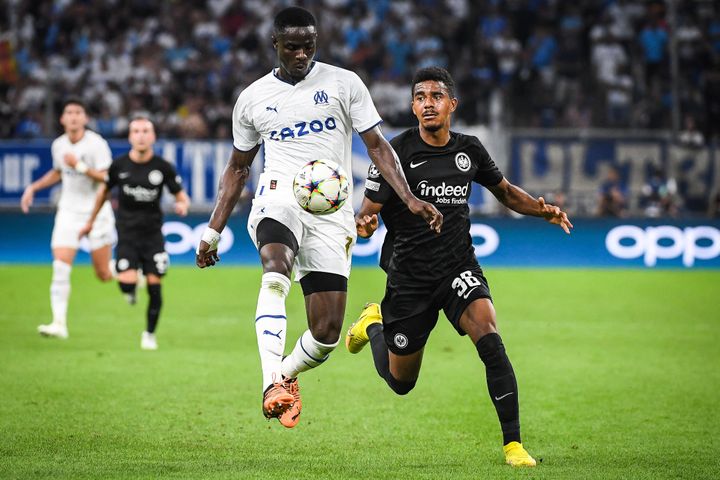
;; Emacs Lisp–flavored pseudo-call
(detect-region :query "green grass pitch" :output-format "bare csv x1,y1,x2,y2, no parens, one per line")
1,265,718,479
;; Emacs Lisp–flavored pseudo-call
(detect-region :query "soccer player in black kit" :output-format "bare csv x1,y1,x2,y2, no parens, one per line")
345,67,572,467
81,118,190,350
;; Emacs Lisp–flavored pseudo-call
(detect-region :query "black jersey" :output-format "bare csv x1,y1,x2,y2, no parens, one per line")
364,128,503,284
106,154,183,233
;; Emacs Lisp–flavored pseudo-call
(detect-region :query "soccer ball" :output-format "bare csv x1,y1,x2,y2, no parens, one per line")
293,159,349,215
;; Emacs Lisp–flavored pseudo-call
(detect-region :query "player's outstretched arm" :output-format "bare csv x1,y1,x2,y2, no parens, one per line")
20,169,62,213
173,190,190,217
360,127,443,233
487,178,573,234
78,183,111,238
196,145,259,268
355,197,383,238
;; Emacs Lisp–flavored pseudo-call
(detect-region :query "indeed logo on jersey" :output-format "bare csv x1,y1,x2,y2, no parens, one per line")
417,180,469,204
269,116,337,141
123,184,159,202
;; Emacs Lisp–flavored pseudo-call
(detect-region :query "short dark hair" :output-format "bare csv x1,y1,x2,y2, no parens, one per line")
129,115,154,126
411,67,456,99
274,7,316,34
61,98,86,112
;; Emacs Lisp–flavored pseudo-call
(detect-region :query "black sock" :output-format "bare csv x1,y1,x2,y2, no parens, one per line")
368,322,416,395
119,282,136,295
147,284,162,333
368,322,389,378
476,333,521,445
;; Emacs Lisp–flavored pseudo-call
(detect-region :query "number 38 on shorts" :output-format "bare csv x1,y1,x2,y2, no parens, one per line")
451,269,485,299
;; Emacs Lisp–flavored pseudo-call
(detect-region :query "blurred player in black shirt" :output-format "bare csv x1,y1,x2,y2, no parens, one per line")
82,118,190,350
345,67,572,467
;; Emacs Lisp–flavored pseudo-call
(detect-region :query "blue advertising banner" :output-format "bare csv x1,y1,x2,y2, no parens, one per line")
0,128,499,213
0,139,242,208
2,212,718,269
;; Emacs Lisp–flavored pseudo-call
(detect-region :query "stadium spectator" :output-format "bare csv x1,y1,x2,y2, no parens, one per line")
597,165,628,217
708,189,720,218
80,117,190,351
605,63,635,127
20,99,116,339
638,15,669,90
1,0,718,136
640,165,679,218
348,66,571,468
195,6,441,430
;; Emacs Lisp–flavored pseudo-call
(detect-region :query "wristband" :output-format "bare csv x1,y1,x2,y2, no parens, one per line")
197,227,221,254
75,161,89,174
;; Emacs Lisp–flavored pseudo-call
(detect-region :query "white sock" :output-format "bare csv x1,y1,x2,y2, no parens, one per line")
281,330,339,379
255,272,291,392
108,259,118,279
50,260,72,327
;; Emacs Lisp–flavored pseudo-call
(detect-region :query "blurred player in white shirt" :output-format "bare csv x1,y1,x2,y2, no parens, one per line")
195,7,442,429
21,99,115,339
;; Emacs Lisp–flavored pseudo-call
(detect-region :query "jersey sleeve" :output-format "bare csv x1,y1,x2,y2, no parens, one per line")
162,160,183,194
472,139,504,187
93,136,113,171
347,71,382,133
363,161,394,205
365,134,404,204
106,157,119,189
232,89,261,151
51,140,62,171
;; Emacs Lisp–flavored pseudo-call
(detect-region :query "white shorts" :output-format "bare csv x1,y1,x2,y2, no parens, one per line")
247,174,356,281
51,206,115,251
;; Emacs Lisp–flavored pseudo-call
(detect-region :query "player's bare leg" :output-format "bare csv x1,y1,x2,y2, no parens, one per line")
459,299,536,467
90,244,113,282
280,286,345,428
38,247,77,339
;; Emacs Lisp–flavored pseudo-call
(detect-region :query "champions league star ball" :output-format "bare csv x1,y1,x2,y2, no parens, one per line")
293,159,349,215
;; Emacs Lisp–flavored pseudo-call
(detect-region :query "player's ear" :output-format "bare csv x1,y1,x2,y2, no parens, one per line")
450,97,458,113
271,34,278,50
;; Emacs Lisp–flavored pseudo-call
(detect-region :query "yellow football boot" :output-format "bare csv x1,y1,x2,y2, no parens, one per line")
345,303,382,354
503,442,537,467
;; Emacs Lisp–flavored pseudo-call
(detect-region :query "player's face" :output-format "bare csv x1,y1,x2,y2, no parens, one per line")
411,81,457,132
272,26,317,80
128,120,156,151
60,104,88,132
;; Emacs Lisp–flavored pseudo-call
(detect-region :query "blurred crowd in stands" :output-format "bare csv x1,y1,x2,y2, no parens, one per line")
1,0,718,217
1,0,720,142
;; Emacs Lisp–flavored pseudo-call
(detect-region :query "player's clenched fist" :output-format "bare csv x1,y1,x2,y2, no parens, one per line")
196,241,219,268
356,214,379,238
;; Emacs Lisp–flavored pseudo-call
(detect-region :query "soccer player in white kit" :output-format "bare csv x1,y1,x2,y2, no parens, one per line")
196,7,442,428
20,99,115,339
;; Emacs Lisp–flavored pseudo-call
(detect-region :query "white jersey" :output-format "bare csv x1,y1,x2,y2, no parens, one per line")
51,130,113,217
232,61,381,212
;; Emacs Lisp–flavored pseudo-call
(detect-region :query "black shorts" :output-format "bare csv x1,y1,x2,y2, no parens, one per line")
381,263,492,355
115,229,169,277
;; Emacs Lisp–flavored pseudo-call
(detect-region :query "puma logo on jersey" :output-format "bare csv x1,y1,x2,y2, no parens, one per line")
269,116,337,141
266,106,278,113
